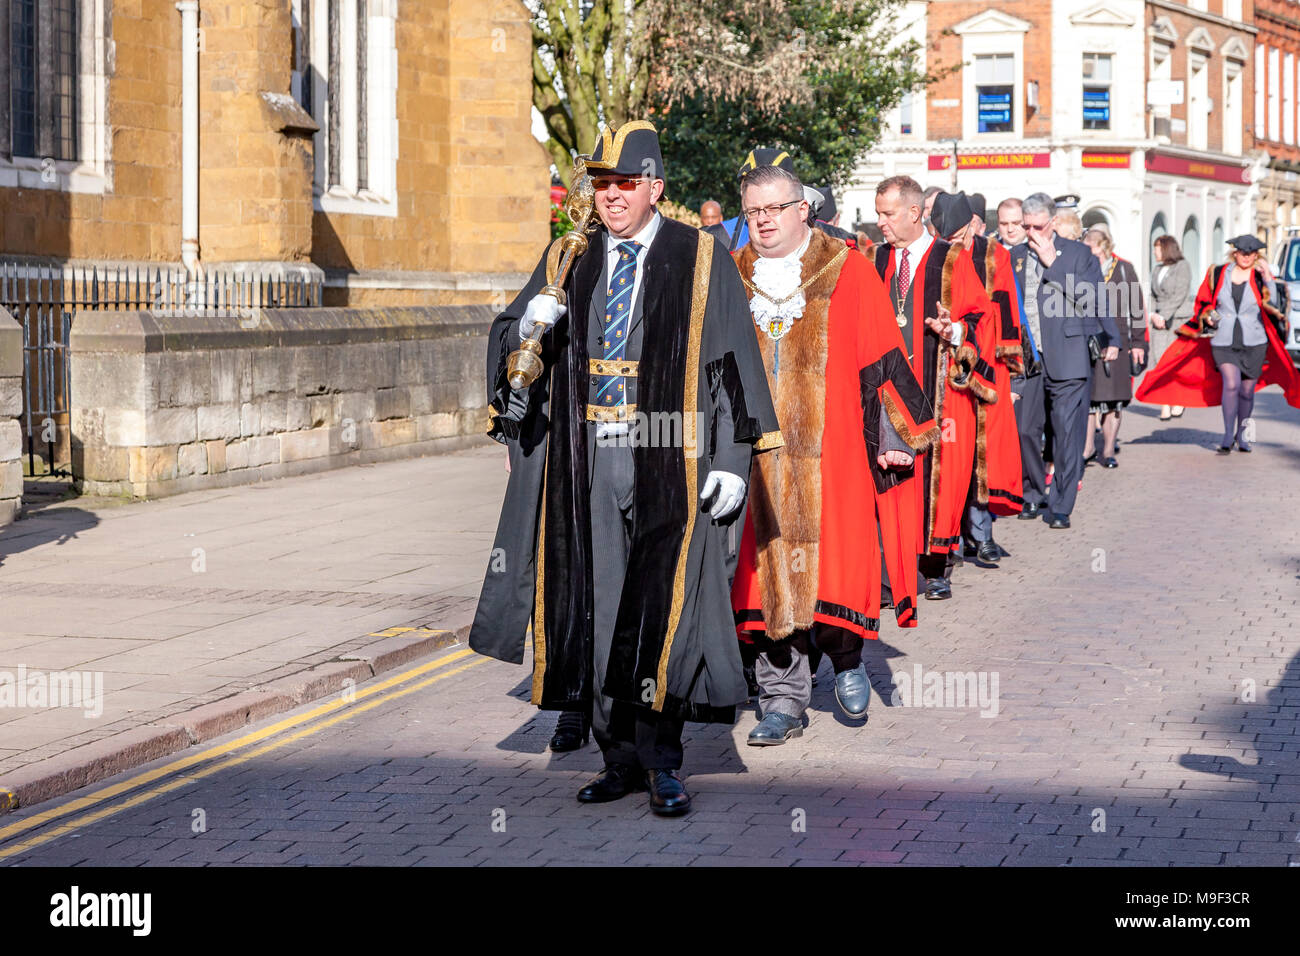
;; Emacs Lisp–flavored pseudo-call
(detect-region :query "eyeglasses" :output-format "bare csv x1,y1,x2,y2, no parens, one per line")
742,199,803,221
591,177,645,192
1024,220,1053,232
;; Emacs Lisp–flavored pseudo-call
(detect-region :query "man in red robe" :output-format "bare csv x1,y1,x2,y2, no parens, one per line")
929,192,1025,568
873,176,997,600
731,165,939,745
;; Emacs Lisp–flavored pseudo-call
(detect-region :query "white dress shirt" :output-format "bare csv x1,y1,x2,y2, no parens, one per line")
604,211,662,313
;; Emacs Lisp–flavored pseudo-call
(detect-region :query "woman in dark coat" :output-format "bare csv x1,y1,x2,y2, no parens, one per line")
1147,235,1193,420
1082,226,1145,468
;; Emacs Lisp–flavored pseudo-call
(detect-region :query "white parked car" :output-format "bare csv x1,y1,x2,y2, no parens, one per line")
1273,232,1300,365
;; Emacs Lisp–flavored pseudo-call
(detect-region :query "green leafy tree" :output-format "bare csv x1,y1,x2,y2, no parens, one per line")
530,0,932,189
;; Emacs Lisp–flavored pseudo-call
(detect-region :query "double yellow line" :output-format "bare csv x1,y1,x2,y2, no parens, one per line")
0,648,485,860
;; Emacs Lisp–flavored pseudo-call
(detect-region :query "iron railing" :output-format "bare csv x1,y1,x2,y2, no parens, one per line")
0,260,323,479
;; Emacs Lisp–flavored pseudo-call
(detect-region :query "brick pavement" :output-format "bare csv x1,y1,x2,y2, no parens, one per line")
1,393,1298,865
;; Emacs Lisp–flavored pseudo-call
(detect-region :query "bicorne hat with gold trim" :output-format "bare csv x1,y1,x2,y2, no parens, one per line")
587,121,665,182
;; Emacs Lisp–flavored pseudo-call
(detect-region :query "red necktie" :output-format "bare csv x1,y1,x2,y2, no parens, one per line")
898,248,911,299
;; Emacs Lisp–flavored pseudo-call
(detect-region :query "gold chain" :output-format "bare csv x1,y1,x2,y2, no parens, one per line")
741,244,849,306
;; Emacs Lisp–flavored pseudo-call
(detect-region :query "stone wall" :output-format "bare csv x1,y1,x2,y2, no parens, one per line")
0,309,21,523
69,306,495,499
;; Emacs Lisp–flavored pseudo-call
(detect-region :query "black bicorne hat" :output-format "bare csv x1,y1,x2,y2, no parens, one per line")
969,192,987,222
1227,234,1265,253
587,121,665,181
737,147,796,181
931,191,974,240
815,185,837,222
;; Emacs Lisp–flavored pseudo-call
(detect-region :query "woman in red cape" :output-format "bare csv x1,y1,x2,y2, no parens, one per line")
1135,235,1300,451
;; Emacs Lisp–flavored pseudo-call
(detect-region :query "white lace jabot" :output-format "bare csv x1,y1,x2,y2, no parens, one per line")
749,229,812,340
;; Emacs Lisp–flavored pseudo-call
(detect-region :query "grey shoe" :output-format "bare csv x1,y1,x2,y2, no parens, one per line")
834,664,871,719
747,712,804,746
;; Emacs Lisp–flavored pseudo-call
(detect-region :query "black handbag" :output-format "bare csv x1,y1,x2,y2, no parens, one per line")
1087,333,1102,364
1129,350,1147,376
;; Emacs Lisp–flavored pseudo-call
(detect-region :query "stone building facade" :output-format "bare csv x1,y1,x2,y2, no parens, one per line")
0,0,550,305
1253,0,1300,255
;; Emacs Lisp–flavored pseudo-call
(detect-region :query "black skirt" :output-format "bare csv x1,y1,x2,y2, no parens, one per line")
1212,322,1268,380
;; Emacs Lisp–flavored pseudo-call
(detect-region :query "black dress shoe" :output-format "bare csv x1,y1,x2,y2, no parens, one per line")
923,577,952,600
549,710,591,752
1017,502,1042,520
1048,514,1071,530
1102,457,1118,469
975,540,1001,564
1215,445,1232,455
646,769,691,815
576,764,646,803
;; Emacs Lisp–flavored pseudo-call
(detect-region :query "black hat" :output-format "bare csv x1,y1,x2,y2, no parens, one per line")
931,191,974,239
815,185,837,222
587,121,665,181
969,192,987,222
1054,194,1081,210
737,147,796,181
1227,235,1265,253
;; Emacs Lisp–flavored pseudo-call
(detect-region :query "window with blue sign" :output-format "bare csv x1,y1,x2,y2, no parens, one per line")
975,54,1015,133
1083,53,1112,130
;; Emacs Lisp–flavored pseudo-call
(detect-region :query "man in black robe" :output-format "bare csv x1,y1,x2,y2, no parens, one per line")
469,122,780,816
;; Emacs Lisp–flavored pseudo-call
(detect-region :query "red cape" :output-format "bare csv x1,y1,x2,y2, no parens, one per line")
877,240,995,553
732,231,939,638
969,236,1024,516
1135,264,1300,408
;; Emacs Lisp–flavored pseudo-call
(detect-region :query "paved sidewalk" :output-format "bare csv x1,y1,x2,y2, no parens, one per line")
0,440,506,779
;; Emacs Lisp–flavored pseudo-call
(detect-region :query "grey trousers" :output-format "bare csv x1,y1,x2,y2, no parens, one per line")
588,433,684,770
756,641,812,719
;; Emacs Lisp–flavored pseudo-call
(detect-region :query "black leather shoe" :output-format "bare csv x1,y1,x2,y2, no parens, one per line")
1215,445,1231,455
549,711,591,752
1102,456,1118,469
646,770,691,815
975,540,1001,565
1017,502,1043,520
576,764,646,803
1048,513,1071,530
923,577,952,600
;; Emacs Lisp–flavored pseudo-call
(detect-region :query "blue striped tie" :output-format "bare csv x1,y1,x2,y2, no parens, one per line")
595,240,641,411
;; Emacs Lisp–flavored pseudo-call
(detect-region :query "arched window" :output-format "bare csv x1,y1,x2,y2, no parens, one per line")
1082,208,1110,230
1182,215,1201,279
1212,218,1224,262
1149,212,1168,273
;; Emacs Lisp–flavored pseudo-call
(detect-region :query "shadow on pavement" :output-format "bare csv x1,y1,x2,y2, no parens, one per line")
0,505,99,568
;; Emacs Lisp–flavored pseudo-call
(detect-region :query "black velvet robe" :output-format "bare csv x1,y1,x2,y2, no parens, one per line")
469,217,781,723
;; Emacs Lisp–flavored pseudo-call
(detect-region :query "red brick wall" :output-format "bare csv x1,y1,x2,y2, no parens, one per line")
1256,0,1300,163
927,2,1052,140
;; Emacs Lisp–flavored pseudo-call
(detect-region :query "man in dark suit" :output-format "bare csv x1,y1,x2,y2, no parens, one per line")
1010,193,1120,529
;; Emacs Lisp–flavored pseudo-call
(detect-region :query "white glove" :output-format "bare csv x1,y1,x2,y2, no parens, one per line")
700,470,746,520
519,293,566,340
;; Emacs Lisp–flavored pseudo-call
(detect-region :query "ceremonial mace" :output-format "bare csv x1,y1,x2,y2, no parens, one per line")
506,157,598,389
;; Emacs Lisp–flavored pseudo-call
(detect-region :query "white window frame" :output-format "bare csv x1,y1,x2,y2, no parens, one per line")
1269,46,1281,142
1223,58,1244,156
1255,44,1265,138
1082,52,1113,131
1286,52,1295,145
0,0,109,194
1188,51,1210,151
954,12,1031,141
312,0,399,218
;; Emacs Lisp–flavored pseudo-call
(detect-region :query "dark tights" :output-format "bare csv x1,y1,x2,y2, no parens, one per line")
1219,362,1255,447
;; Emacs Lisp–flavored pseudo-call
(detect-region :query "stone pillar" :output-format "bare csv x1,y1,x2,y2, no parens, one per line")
0,308,23,524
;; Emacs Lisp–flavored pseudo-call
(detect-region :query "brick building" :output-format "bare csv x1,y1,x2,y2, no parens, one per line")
1253,0,1300,253
0,0,549,306
840,0,1258,282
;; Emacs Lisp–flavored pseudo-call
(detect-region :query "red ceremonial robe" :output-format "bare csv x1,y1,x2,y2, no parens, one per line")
1136,263,1300,409
968,235,1024,515
731,228,940,640
873,240,996,555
